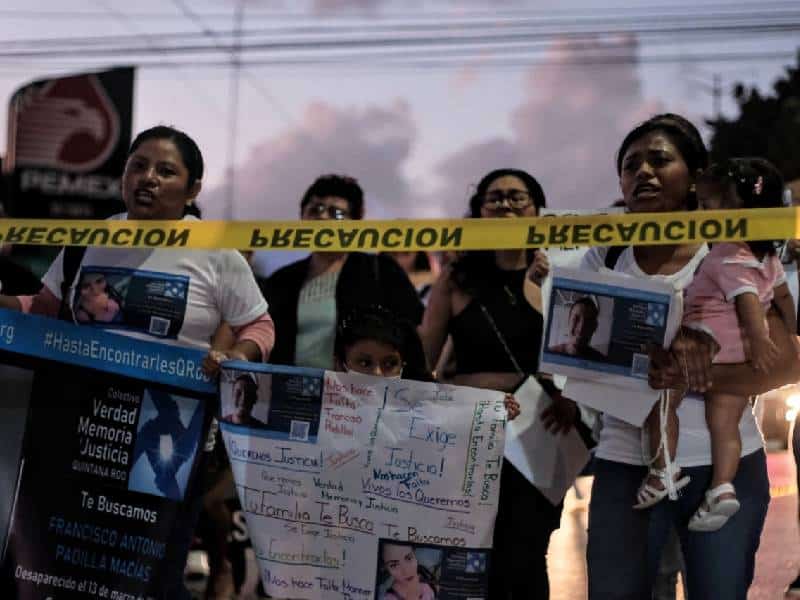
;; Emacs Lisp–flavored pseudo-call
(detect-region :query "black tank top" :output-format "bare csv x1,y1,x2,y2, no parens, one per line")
449,267,544,375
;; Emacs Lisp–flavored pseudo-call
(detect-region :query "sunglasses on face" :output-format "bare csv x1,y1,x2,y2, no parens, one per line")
305,203,350,220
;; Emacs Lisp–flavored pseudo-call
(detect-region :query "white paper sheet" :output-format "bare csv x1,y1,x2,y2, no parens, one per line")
504,377,591,505
535,424,592,506
564,377,660,427
504,377,558,488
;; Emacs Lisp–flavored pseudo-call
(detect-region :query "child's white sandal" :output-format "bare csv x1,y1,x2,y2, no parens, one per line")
633,465,690,510
688,482,740,532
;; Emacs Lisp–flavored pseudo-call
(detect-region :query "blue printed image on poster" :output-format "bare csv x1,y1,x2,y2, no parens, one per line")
129,388,204,500
219,363,322,444
540,268,679,386
72,266,188,339
374,540,490,600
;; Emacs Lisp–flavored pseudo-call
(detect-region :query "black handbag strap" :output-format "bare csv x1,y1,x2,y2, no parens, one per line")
479,303,525,377
604,245,627,270
58,246,86,322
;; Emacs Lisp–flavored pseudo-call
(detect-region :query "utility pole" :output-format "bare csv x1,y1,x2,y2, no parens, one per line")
687,70,723,122
712,73,722,121
225,1,244,221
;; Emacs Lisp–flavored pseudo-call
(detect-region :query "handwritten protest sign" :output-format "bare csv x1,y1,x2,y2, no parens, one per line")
0,308,215,599
218,363,507,600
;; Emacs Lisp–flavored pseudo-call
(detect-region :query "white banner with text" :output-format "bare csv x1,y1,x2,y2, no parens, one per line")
218,363,507,600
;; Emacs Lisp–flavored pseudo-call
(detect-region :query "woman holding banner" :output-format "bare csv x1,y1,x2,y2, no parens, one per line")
421,168,572,599
0,125,273,600
581,113,799,599
0,125,273,366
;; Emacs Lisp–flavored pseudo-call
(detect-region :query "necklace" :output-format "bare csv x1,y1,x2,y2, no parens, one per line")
503,284,517,306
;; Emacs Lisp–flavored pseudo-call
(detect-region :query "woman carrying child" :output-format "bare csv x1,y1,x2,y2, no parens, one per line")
637,158,800,533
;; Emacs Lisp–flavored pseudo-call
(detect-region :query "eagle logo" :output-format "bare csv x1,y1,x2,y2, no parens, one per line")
8,74,120,173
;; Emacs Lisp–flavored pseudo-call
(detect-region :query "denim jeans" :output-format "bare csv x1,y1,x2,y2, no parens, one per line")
587,450,769,600
652,527,685,600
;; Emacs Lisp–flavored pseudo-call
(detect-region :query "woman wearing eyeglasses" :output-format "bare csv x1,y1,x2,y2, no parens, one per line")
260,174,423,370
421,168,576,599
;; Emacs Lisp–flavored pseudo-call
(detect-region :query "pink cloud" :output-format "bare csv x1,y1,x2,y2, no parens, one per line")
204,35,664,225
435,35,664,215
201,100,416,220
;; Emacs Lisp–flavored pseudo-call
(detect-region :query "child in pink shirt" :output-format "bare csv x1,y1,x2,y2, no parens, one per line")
635,158,799,531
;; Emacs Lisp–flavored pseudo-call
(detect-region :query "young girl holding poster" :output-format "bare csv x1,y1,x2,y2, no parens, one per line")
333,303,520,420
636,158,800,531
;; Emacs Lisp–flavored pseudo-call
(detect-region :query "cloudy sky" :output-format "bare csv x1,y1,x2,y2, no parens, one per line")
0,0,797,237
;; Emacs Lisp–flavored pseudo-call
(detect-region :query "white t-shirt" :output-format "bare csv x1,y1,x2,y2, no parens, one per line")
580,245,763,467
41,214,267,351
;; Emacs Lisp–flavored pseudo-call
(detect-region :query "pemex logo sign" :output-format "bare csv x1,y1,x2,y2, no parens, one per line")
8,74,121,173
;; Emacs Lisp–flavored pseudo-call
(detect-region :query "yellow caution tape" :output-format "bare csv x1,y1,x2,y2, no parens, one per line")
0,207,797,251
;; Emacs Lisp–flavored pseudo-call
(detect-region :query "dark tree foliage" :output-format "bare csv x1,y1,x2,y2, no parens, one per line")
708,50,800,182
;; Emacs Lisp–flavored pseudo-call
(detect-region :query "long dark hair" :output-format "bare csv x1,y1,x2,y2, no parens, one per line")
452,168,546,297
379,543,439,594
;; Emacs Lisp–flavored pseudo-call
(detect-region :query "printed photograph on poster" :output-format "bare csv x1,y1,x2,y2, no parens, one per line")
219,365,323,443
374,540,490,600
547,293,612,361
129,389,204,501
540,266,680,390
220,372,271,428
71,266,189,339
376,541,441,600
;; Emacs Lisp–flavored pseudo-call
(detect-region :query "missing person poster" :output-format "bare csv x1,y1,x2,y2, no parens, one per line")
218,363,507,600
540,267,681,393
70,266,189,339
0,308,215,599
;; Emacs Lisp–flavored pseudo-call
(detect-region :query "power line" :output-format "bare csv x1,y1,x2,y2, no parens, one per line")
169,0,244,218
1,1,799,20
168,0,349,190
2,11,800,54
0,48,793,73
0,31,788,62
88,0,226,120
0,30,796,65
